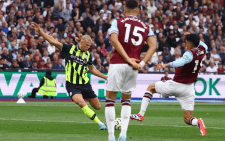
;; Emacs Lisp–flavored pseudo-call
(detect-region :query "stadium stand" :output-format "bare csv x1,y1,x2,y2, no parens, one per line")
0,0,224,75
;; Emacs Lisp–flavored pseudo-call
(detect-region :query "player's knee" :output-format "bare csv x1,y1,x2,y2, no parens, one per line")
147,83,156,93
94,104,101,110
75,100,86,107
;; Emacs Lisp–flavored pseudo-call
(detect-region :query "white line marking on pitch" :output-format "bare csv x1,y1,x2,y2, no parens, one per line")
133,124,225,130
0,118,94,124
0,118,224,130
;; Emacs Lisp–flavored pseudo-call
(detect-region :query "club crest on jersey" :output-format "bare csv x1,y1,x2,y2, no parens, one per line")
183,55,188,60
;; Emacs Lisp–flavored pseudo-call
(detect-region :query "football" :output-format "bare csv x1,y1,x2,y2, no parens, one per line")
114,118,121,130
17,91,25,99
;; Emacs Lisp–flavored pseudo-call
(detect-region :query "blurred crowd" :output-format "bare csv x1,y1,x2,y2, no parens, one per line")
0,0,224,75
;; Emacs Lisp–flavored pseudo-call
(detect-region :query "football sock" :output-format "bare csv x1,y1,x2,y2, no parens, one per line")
139,91,153,116
105,98,115,140
120,99,131,137
98,121,104,126
81,105,101,124
190,117,198,126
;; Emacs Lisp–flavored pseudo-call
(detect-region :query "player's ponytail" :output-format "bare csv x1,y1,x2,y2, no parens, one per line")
75,34,83,42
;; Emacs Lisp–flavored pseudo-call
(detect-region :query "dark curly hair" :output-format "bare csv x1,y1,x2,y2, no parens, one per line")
186,34,200,47
125,0,139,9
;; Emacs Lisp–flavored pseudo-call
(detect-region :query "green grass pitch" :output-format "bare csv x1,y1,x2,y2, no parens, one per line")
0,102,224,141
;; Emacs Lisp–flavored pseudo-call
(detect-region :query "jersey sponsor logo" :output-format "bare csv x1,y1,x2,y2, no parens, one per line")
70,55,87,65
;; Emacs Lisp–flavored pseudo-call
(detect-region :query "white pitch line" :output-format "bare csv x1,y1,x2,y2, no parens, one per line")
132,124,225,130
0,118,94,124
0,118,224,130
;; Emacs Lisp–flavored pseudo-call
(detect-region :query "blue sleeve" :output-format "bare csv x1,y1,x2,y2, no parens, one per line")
198,41,208,53
148,26,154,36
109,20,119,34
169,51,193,68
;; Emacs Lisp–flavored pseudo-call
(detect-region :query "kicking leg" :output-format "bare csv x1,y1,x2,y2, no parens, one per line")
105,91,117,141
88,97,101,110
130,83,155,121
87,97,107,130
72,94,104,129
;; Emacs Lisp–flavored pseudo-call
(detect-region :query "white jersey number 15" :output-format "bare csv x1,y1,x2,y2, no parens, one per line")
124,23,145,46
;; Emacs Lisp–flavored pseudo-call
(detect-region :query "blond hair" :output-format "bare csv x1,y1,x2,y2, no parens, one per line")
75,34,91,42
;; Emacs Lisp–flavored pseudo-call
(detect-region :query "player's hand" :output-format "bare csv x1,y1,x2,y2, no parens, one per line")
31,22,41,33
104,75,107,80
128,58,140,70
155,63,166,70
137,63,143,70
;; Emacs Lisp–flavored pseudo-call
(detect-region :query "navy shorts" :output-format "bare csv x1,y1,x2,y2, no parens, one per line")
66,81,97,100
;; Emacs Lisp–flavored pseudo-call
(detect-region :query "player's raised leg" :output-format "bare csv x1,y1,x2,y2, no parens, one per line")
87,97,107,130
72,94,105,130
130,83,155,121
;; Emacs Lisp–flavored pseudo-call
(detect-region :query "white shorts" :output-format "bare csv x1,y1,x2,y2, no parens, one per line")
155,80,195,111
106,64,138,94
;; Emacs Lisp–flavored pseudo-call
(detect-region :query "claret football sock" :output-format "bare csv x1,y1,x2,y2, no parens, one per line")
82,105,101,124
139,91,153,116
120,99,131,137
105,98,116,140
190,117,198,126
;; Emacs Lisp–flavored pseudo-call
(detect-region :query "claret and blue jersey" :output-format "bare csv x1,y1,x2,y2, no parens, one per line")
109,16,154,64
170,41,208,84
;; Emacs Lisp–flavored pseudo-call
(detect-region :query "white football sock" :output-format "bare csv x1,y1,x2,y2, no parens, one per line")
139,91,153,116
98,121,104,126
120,105,131,137
105,98,115,140
120,99,131,137
191,118,198,126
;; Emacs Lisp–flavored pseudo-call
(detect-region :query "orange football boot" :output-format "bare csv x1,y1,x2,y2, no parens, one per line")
198,118,207,136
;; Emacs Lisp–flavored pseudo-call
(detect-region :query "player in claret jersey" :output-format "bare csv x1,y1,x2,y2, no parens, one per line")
105,0,157,140
131,33,207,136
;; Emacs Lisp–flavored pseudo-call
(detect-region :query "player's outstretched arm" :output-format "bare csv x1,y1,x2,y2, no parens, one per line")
31,22,62,50
141,36,157,67
156,51,194,70
169,51,193,68
111,33,139,69
88,65,107,80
